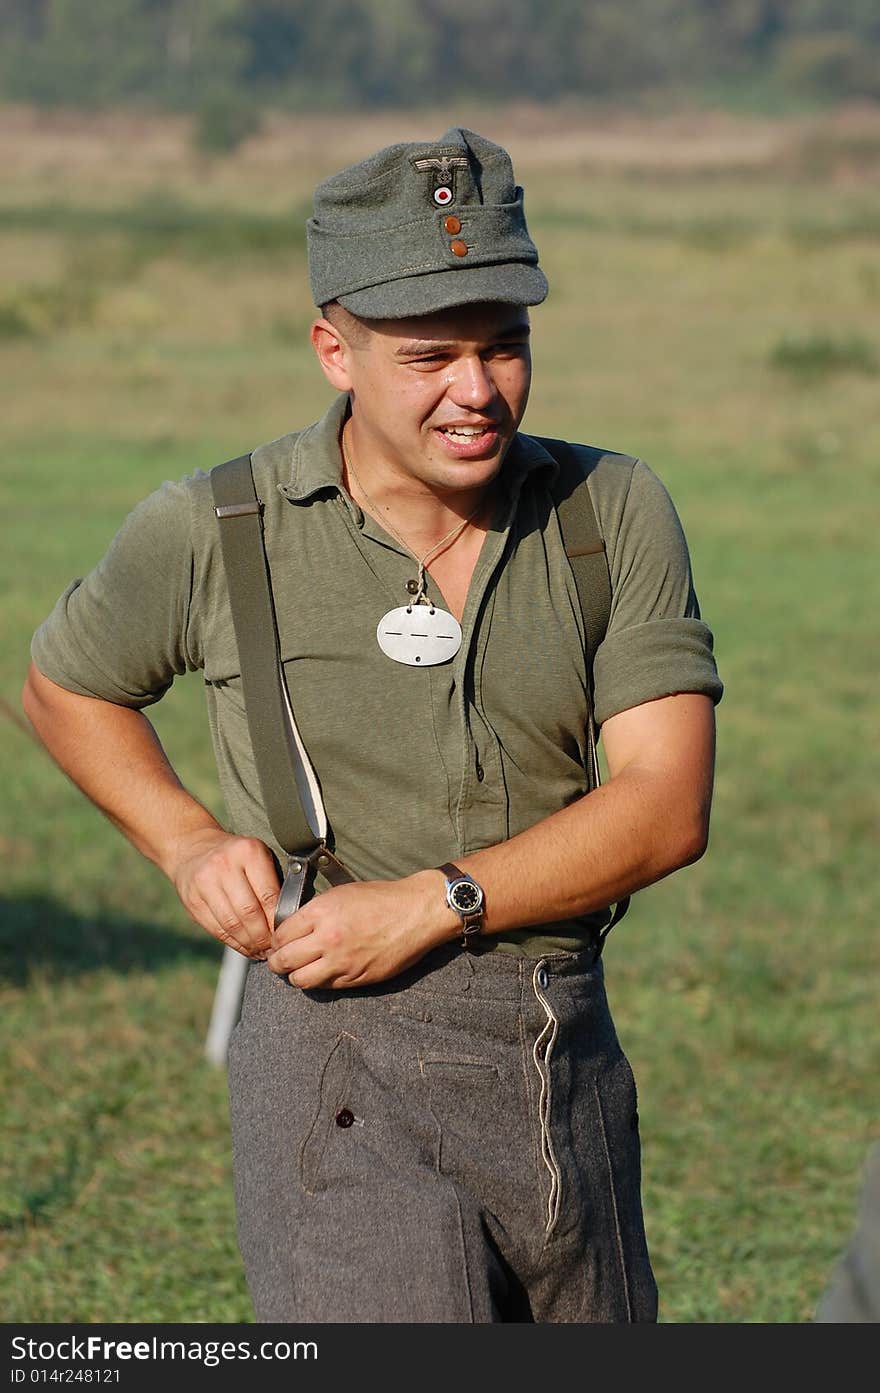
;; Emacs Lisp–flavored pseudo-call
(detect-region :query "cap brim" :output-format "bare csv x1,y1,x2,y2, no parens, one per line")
336,263,548,320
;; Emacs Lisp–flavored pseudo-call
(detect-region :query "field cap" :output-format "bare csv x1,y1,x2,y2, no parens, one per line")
307,126,548,319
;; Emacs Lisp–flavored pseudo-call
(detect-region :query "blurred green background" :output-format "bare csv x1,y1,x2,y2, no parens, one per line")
1,0,878,1324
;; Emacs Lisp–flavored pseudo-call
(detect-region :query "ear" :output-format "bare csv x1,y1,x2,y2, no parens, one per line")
310,316,355,391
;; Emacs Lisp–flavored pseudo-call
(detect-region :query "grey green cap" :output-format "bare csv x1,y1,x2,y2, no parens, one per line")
307,126,548,319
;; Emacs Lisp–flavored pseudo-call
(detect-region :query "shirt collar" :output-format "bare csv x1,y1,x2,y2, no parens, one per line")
274,392,559,506
503,430,561,489
275,393,350,504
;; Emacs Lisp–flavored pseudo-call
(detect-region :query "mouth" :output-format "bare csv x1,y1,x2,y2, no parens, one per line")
434,422,501,456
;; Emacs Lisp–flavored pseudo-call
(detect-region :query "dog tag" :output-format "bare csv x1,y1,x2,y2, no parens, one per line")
377,605,462,666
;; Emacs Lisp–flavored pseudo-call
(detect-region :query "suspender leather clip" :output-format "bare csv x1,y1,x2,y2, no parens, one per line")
274,843,357,930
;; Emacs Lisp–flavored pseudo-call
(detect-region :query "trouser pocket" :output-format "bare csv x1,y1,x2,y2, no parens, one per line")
420,1057,503,1184
300,1031,361,1194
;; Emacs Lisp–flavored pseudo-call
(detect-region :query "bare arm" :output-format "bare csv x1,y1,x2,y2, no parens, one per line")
21,663,278,957
268,691,716,987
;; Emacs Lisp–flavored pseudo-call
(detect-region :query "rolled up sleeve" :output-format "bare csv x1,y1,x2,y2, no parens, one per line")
592,458,723,725
593,617,721,725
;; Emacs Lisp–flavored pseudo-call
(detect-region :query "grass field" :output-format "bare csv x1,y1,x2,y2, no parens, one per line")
1,102,878,1324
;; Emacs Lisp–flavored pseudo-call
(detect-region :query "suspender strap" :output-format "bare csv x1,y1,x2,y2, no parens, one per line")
210,454,322,861
540,436,611,681
540,436,630,940
541,435,609,793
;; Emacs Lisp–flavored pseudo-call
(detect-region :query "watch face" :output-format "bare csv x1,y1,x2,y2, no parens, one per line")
450,879,482,913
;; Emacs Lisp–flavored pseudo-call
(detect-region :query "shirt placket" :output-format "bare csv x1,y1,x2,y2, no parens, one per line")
338,475,525,862
448,502,519,857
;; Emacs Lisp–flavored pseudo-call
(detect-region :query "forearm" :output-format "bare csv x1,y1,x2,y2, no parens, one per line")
269,694,716,989
21,664,221,874
438,693,715,939
23,664,280,958
426,763,709,939
269,757,711,988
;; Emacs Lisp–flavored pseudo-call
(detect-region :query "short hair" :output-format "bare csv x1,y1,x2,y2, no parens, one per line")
321,300,370,347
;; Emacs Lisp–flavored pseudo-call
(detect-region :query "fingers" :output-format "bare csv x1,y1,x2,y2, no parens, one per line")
276,942,325,987
266,904,368,988
264,879,430,991
213,874,274,958
175,833,280,958
271,908,320,945
288,959,344,991
187,888,267,959
266,910,322,976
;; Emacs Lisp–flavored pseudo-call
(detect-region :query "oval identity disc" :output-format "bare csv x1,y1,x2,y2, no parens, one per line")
376,605,462,666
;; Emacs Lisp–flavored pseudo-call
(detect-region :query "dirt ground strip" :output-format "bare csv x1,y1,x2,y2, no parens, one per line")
1,100,879,188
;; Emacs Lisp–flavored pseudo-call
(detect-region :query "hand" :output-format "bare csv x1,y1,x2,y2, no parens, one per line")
166,827,280,959
266,872,457,989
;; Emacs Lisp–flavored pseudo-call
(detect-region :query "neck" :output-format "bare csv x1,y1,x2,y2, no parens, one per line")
340,419,496,553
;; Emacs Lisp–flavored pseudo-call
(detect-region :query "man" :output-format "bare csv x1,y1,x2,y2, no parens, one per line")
22,127,722,1323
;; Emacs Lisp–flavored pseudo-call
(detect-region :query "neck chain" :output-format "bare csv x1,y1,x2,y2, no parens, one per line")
342,434,483,608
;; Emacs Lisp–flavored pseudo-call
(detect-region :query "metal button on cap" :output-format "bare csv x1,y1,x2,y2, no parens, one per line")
444,215,462,235
537,967,549,991
335,1108,355,1128
450,239,468,257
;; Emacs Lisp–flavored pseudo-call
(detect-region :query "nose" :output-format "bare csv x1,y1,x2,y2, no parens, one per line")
446,354,496,410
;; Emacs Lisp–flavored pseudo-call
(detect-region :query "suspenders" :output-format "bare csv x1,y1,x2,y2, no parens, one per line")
210,437,629,939
541,435,631,938
211,455,355,929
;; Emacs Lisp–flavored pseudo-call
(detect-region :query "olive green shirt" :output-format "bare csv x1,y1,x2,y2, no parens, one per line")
32,393,722,954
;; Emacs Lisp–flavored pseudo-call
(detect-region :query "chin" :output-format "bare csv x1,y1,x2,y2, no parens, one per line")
434,453,503,487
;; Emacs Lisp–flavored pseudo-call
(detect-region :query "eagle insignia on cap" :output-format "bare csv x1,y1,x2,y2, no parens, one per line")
413,154,468,208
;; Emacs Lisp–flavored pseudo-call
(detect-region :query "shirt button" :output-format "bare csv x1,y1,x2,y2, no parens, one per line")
475,763,485,782
536,966,549,991
444,215,462,235
405,578,420,594
450,239,468,257
335,1108,354,1128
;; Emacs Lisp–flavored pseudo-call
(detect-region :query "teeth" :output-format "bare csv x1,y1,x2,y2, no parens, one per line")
442,426,486,437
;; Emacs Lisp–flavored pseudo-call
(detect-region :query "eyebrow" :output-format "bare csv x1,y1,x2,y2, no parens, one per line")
394,324,531,357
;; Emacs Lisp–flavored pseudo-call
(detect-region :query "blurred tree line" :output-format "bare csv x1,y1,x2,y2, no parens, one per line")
1,0,878,130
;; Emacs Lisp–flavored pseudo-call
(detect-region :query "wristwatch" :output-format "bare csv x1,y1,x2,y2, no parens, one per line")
439,861,485,948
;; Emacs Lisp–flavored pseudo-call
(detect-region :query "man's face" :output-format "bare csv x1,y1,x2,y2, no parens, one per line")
316,301,532,497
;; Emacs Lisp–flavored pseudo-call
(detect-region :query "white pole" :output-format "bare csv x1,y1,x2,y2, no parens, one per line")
204,945,250,1066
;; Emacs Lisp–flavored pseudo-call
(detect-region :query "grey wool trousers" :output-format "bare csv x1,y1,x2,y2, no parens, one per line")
227,942,658,1323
